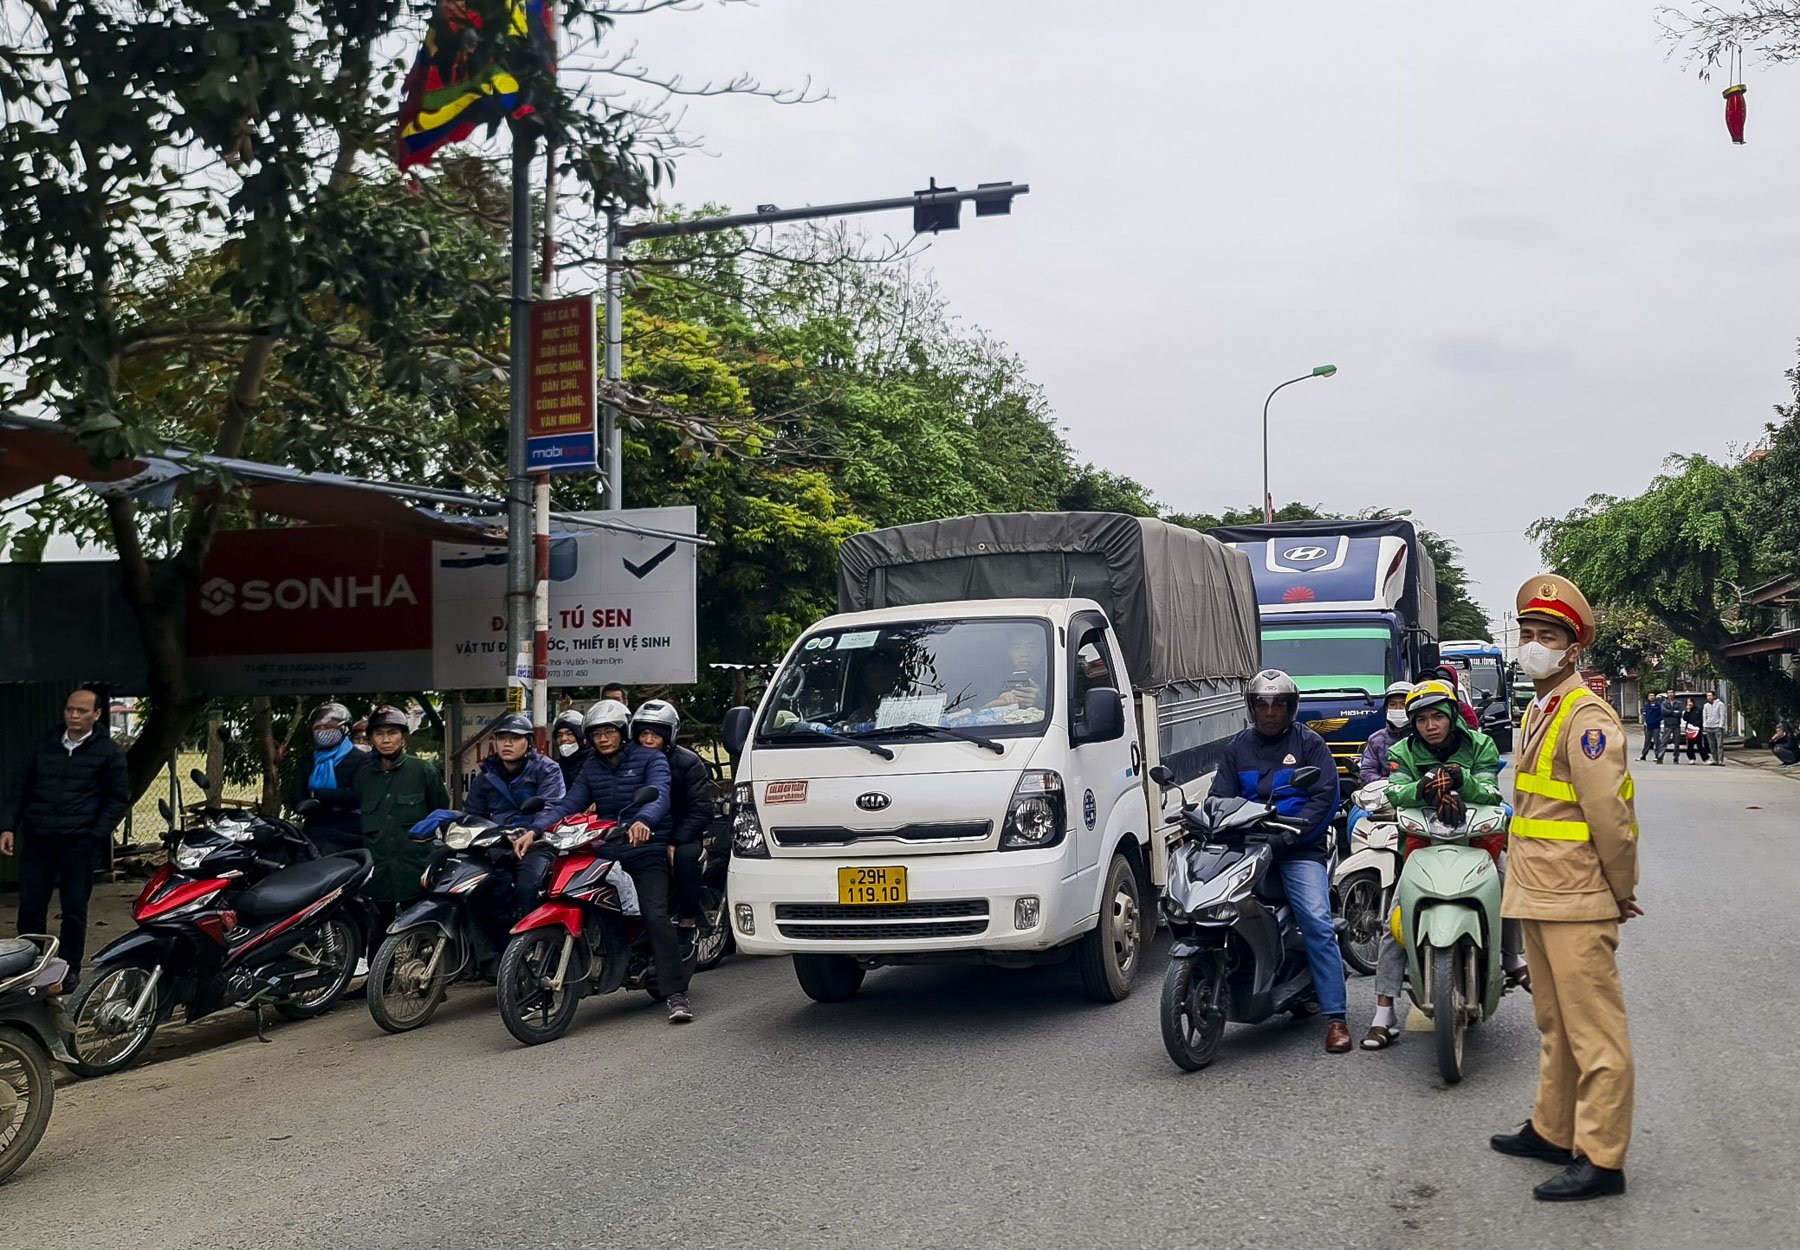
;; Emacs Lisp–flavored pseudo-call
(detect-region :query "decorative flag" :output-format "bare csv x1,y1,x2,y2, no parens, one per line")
397,0,556,169
1724,84,1748,145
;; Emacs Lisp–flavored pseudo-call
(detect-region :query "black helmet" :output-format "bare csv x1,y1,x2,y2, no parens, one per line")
630,699,681,747
491,712,534,739
1244,669,1299,716
366,706,409,734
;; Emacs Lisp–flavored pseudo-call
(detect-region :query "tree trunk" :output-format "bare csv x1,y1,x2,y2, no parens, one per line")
253,696,282,814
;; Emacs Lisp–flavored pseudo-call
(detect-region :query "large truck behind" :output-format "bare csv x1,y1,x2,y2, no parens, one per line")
1211,518,1440,779
722,512,1260,1005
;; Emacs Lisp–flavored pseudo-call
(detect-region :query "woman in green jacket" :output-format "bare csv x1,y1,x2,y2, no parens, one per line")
354,706,450,913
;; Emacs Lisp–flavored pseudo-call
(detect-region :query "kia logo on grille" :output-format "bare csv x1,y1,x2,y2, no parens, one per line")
1282,545,1329,561
855,792,892,812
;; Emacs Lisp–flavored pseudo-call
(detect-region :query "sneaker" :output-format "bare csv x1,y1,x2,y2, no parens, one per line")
667,993,694,1024
354,957,370,979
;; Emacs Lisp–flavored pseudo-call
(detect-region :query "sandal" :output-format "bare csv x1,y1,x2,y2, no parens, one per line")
1361,1025,1400,1050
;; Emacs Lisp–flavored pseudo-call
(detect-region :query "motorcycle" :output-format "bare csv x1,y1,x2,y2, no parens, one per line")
496,787,696,1046
0,934,72,1184
1332,779,1403,976
1391,800,1511,1084
366,798,545,1033
1152,764,1327,1072
64,778,376,1078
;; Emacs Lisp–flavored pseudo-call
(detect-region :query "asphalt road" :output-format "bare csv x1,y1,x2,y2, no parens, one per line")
6,754,1797,1249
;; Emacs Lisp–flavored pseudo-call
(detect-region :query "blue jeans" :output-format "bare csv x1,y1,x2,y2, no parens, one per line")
1275,855,1347,1018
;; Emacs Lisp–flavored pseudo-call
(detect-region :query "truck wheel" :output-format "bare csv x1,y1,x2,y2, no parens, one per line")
793,954,864,1003
1078,852,1143,1003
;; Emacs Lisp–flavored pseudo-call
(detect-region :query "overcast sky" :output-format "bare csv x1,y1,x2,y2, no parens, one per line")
613,0,1799,640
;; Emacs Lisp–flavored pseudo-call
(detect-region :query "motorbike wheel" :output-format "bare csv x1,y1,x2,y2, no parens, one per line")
1077,852,1144,1003
1431,943,1467,1085
498,929,582,1046
1337,871,1384,977
1160,955,1226,1072
367,927,452,1034
793,954,864,1003
273,917,360,1021
64,958,163,1079
693,886,734,973
0,1025,54,1184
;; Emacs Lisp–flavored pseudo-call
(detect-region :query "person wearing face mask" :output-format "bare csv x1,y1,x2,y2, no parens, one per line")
1357,682,1417,785
288,702,370,857
350,720,372,753
1488,575,1639,1203
551,708,590,786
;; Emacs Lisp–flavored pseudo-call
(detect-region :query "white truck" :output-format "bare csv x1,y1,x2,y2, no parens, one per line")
721,512,1261,1004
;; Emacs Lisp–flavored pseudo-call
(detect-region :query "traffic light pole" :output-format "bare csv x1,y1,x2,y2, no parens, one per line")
598,180,1028,508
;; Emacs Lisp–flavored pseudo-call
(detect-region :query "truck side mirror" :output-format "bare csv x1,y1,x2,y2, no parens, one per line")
1074,687,1124,745
722,706,753,759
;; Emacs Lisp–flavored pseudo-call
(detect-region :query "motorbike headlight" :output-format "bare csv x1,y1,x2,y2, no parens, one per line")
215,818,256,844
444,825,479,851
731,784,768,858
173,842,208,871
1000,771,1065,851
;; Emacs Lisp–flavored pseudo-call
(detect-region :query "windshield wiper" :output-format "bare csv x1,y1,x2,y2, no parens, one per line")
761,726,894,760
849,722,1005,754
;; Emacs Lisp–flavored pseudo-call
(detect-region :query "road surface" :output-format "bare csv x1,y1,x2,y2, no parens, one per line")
6,757,1796,1249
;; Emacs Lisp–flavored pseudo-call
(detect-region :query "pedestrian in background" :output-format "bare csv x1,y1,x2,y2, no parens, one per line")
354,706,450,936
1638,693,1661,763
1702,692,1727,766
1771,722,1799,767
288,702,368,855
601,682,628,707
1680,697,1704,763
1656,692,1679,763
1,686,129,991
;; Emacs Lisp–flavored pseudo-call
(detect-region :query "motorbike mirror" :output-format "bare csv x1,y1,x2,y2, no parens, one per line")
1148,764,1175,790
294,798,321,817
157,797,172,822
630,785,659,807
520,796,546,815
190,768,212,793
1290,766,1323,789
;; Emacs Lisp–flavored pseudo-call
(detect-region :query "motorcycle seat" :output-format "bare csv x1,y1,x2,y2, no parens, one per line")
236,852,370,919
0,937,38,979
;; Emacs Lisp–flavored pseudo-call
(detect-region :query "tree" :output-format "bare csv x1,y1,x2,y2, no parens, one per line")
1528,455,1800,727
1658,3,1800,72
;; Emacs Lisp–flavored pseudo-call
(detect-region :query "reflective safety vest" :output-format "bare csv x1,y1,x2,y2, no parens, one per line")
1512,688,1636,842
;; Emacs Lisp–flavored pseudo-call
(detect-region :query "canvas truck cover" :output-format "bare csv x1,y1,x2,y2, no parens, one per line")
1210,517,1440,639
835,512,1261,691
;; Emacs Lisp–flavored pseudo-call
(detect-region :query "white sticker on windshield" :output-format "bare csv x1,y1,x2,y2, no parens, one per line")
836,630,880,650
876,694,947,729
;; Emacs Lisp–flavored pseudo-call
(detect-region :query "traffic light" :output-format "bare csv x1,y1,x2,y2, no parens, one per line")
913,178,960,234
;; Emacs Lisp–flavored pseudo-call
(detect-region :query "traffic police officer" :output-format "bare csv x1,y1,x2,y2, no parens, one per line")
1489,574,1639,1201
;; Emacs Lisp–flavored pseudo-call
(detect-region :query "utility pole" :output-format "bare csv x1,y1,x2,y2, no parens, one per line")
503,124,537,715
598,179,1029,509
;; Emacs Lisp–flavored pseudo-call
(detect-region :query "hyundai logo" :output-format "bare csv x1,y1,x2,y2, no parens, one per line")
855,792,892,812
1282,545,1329,562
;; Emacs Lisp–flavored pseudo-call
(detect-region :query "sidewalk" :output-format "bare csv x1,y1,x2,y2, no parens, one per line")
1627,729,1800,781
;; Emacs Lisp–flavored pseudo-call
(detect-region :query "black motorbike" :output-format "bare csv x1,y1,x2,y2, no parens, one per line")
63,777,376,1078
366,799,545,1033
0,935,71,1184
1153,764,1326,1071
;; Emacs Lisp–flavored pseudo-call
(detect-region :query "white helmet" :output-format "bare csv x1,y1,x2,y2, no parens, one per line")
553,709,587,738
1245,669,1299,716
310,702,352,729
582,699,631,740
1383,681,1415,702
630,699,681,747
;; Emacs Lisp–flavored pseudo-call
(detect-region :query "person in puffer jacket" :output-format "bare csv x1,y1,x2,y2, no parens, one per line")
544,699,692,1022
1356,682,1416,785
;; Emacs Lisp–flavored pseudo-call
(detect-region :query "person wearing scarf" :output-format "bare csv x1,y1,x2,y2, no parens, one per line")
287,702,369,856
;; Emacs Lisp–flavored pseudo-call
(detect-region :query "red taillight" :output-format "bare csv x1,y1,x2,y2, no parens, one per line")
195,910,239,946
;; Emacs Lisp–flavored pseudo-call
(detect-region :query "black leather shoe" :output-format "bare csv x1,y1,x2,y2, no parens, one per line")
1490,1121,1576,1166
1534,1160,1626,1201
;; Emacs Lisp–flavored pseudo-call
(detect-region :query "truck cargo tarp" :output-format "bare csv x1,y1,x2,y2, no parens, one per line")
837,512,1260,690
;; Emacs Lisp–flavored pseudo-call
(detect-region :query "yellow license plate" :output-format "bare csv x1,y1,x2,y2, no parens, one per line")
837,865,908,905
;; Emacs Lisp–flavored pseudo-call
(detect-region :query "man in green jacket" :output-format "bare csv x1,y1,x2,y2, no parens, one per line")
354,706,450,921
1361,680,1521,1049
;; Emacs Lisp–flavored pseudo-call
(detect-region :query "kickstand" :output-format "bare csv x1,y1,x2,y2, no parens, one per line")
254,1002,273,1043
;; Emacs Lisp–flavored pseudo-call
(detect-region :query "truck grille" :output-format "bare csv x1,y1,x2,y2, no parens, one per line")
774,899,990,942
769,821,991,848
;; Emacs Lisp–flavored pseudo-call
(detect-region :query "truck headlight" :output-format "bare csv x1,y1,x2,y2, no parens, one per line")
1000,770,1065,851
731,784,768,858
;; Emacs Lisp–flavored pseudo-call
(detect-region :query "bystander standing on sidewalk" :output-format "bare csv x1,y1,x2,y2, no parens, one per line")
1656,693,1680,763
1702,692,1727,766
1639,692,1661,763
0,686,129,991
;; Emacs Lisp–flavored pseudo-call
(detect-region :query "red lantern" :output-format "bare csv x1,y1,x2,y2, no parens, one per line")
1724,84,1748,145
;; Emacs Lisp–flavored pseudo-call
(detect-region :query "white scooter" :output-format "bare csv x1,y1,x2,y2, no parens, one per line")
1332,779,1402,976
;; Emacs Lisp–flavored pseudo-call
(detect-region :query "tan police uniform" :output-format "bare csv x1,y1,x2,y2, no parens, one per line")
1503,575,1638,1171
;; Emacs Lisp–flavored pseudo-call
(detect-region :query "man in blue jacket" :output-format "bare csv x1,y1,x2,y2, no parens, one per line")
547,699,690,1022
1638,693,1661,763
1209,669,1349,1053
465,713,565,956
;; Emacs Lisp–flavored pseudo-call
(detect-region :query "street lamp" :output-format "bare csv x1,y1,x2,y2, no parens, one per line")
1262,364,1338,522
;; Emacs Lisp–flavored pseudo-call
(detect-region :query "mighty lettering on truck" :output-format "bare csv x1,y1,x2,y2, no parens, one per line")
721,512,1260,1006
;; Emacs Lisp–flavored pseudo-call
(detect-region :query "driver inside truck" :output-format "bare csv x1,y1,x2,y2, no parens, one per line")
983,631,1047,713
839,648,908,729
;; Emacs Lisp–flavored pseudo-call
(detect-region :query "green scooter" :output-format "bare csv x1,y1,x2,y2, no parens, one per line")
1392,801,1510,1084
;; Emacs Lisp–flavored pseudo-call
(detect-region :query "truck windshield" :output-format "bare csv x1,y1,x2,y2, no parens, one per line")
1446,655,1504,702
1259,625,1392,695
758,618,1055,745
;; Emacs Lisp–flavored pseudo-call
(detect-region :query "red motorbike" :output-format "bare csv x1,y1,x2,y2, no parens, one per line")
495,788,694,1045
